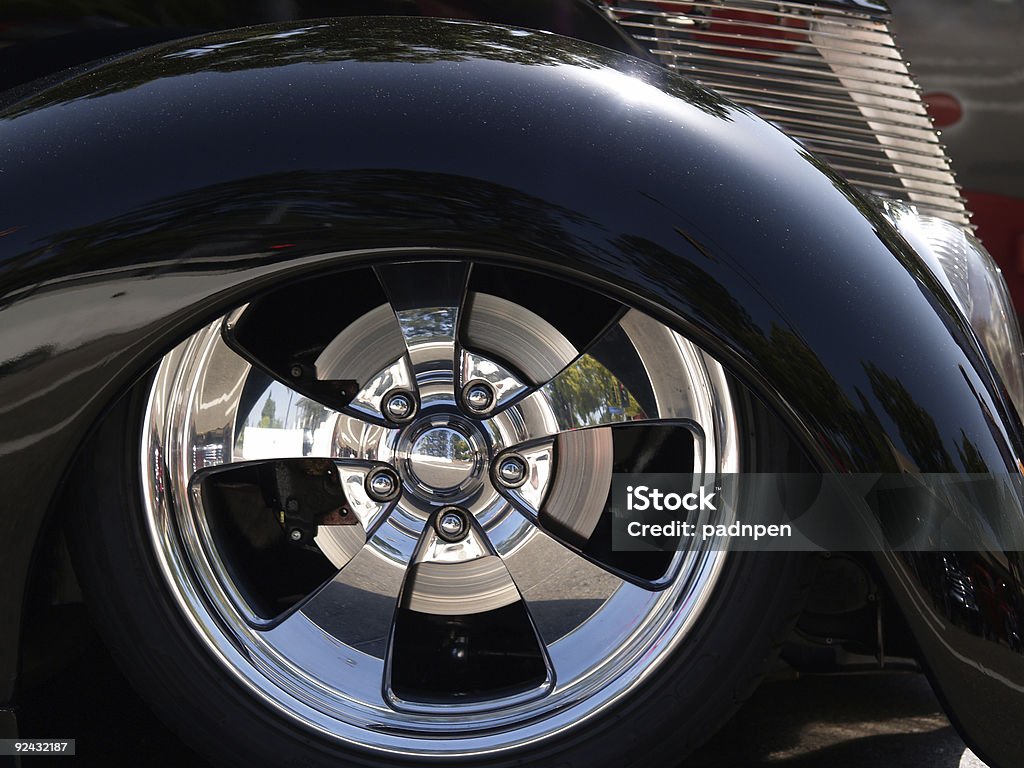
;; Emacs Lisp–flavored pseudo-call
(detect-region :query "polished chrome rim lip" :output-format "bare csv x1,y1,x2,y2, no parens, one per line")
139,258,739,757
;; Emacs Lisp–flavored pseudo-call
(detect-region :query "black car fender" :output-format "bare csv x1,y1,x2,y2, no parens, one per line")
0,17,1020,767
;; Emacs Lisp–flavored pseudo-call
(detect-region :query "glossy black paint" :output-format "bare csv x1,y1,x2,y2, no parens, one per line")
0,16,1017,766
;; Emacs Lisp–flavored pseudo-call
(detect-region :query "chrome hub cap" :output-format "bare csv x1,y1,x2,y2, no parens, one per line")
400,416,487,501
141,259,738,758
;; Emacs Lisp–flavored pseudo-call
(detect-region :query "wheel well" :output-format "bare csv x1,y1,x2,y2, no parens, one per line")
15,384,138,703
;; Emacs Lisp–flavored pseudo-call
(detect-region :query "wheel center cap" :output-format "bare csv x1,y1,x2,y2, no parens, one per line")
408,426,476,490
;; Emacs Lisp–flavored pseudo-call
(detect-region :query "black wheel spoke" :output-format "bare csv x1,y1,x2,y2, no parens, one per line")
189,457,398,624
294,518,410,658
386,510,551,706
314,303,415,424
499,422,703,588
221,269,394,413
497,308,708,434
462,263,625,389
375,260,472,385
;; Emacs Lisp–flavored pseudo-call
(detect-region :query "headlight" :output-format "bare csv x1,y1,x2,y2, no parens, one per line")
884,200,1024,420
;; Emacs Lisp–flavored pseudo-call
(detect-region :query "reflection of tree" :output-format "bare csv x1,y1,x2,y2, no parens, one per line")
5,17,733,119
259,394,282,429
760,325,891,468
863,362,956,472
957,430,989,474
548,354,642,428
417,429,471,461
294,396,325,432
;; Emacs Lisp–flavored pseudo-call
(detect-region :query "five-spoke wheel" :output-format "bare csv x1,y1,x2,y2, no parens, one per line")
71,258,807,768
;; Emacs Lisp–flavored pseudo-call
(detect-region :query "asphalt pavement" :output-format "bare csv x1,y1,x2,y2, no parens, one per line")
15,610,988,767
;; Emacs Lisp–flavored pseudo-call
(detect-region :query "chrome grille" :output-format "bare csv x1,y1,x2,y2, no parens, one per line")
601,0,970,226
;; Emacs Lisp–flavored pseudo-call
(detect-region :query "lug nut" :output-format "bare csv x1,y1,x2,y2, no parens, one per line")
370,473,395,497
462,380,496,416
495,454,528,488
435,506,470,543
382,389,416,424
365,466,401,502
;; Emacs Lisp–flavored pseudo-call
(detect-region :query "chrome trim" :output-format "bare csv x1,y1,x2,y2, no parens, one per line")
602,0,970,226
884,201,1024,418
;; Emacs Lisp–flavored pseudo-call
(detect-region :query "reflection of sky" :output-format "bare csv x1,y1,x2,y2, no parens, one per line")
166,26,328,59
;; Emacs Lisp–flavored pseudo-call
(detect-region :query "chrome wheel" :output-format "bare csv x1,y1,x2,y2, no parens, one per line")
141,259,738,757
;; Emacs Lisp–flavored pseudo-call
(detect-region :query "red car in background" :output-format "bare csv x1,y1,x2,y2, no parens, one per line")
892,0,1024,312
